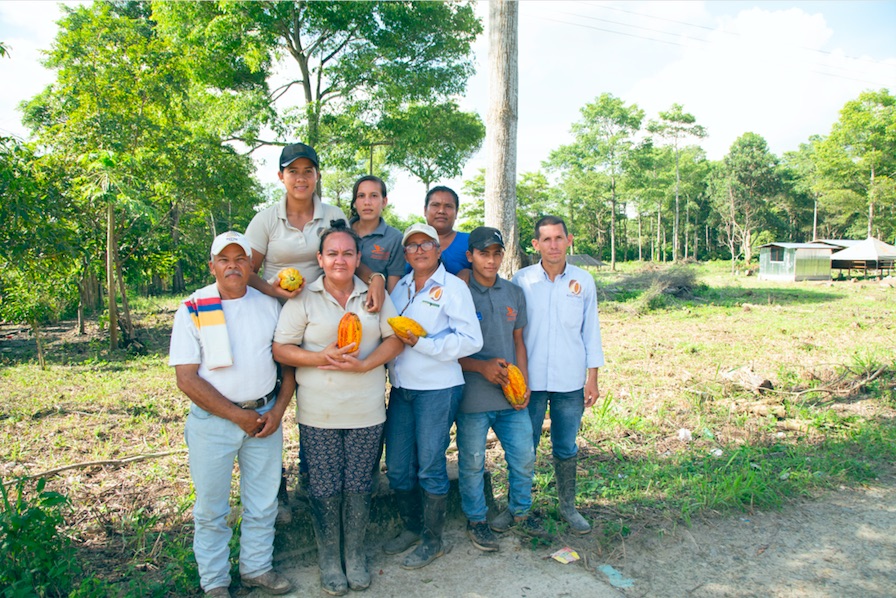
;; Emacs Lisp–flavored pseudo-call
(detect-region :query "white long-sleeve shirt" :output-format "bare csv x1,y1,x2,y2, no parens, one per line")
512,261,604,392
388,263,483,390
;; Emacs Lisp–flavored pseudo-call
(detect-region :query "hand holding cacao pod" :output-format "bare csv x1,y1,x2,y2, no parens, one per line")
387,316,427,340
337,312,362,349
278,268,304,291
501,363,528,408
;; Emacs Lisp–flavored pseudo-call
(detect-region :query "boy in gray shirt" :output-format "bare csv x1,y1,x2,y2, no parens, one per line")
457,227,545,551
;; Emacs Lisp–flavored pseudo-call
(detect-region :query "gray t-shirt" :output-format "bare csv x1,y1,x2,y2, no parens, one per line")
460,276,528,414
350,216,405,278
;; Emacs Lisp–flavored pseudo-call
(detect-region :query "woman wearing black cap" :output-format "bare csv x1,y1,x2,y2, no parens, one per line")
245,143,347,300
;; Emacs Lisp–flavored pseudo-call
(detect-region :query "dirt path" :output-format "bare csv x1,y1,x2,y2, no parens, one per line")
612,471,896,598
261,472,895,597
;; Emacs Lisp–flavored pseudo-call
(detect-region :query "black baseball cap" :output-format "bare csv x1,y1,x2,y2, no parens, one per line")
468,226,505,251
279,143,319,170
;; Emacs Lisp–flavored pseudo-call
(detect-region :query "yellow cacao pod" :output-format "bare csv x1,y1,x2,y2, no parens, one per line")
278,267,304,291
337,312,362,349
387,316,427,339
501,364,527,407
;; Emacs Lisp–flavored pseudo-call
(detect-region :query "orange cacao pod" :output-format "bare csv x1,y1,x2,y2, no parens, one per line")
387,316,427,339
501,364,527,407
337,312,362,348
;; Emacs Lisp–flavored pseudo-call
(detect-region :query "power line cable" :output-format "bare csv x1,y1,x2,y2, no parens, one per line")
582,0,892,66
525,9,895,88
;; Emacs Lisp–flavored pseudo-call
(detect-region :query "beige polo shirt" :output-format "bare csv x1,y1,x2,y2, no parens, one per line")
245,194,347,285
274,275,399,429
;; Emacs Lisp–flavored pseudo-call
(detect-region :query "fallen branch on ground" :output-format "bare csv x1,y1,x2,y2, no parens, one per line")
4,449,190,485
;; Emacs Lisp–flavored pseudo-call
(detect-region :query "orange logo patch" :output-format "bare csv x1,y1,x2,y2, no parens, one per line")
371,244,389,260
505,306,518,322
429,286,443,301
568,280,582,296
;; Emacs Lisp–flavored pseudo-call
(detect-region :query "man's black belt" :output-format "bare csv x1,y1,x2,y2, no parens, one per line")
235,386,278,410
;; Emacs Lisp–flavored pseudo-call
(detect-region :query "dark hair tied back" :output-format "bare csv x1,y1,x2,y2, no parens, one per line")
319,218,361,253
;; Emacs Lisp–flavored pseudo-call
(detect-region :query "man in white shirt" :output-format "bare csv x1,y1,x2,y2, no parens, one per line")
169,231,295,597
512,216,604,534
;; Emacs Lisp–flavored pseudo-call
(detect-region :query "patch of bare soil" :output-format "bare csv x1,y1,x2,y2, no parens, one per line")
603,470,896,598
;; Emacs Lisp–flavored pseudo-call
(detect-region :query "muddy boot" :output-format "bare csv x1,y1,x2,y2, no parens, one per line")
276,470,292,525
342,493,372,591
554,456,591,534
309,495,348,596
294,470,310,503
400,492,447,570
383,488,422,555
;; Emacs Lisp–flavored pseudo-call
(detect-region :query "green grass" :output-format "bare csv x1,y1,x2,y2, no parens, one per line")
2,260,894,592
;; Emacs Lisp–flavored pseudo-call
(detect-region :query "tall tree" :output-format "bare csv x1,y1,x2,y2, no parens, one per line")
485,0,520,275
548,93,644,269
379,102,484,190
0,137,77,365
781,139,824,241
647,103,707,261
721,132,781,264
22,1,261,347
153,1,482,151
818,89,896,239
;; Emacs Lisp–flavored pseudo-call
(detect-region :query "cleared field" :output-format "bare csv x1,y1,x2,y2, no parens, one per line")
1,262,893,595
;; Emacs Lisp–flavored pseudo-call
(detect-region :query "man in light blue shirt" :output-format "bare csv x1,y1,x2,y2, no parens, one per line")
511,215,604,534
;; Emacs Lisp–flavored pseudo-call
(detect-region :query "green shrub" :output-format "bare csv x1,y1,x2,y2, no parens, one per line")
0,477,79,597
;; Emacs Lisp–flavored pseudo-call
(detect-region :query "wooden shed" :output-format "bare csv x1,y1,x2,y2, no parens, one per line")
759,242,832,281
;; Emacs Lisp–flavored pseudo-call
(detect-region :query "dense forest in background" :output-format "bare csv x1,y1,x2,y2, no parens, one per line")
1,1,894,349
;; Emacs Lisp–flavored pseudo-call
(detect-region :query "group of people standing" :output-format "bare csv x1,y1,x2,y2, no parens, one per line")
169,142,604,597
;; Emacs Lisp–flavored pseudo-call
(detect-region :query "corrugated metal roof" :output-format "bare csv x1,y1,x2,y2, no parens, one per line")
760,242,834,250
830,237,896,260
816,239,863,248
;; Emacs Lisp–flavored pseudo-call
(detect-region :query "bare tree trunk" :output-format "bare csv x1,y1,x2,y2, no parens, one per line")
609,196,617,271
116,257,135,343
107,202,119,351
673,148,680,261
868,166,874,238
637,212,643,261
485,0,520,277
30,319,46,370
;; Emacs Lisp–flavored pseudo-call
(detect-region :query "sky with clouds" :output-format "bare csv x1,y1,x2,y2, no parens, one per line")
1,1,894,218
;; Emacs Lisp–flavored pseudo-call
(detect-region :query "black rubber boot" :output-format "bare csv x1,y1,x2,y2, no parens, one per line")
400,492,447,570
309,495,348,596
554,456,591,534
342,493,372,591
382,488,422,555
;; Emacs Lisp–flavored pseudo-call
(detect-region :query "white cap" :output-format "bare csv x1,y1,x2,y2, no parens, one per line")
210,231,253,259
401,223,439,246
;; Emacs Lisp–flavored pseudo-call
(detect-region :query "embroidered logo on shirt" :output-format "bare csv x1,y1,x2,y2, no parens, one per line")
505,306,518,322
429,286,443,301
371,244,390,261
568,280,582,296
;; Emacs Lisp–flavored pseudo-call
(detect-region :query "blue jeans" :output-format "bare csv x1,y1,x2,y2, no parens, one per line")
456,408,535,522
184,404,282,592
385,385,463,496
528,389,585,460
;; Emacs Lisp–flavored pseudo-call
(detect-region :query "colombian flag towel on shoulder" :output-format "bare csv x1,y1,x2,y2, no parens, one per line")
184,283,233,370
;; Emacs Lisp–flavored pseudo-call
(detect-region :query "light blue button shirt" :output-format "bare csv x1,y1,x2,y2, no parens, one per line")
388,263,483,390
512,261,604,393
